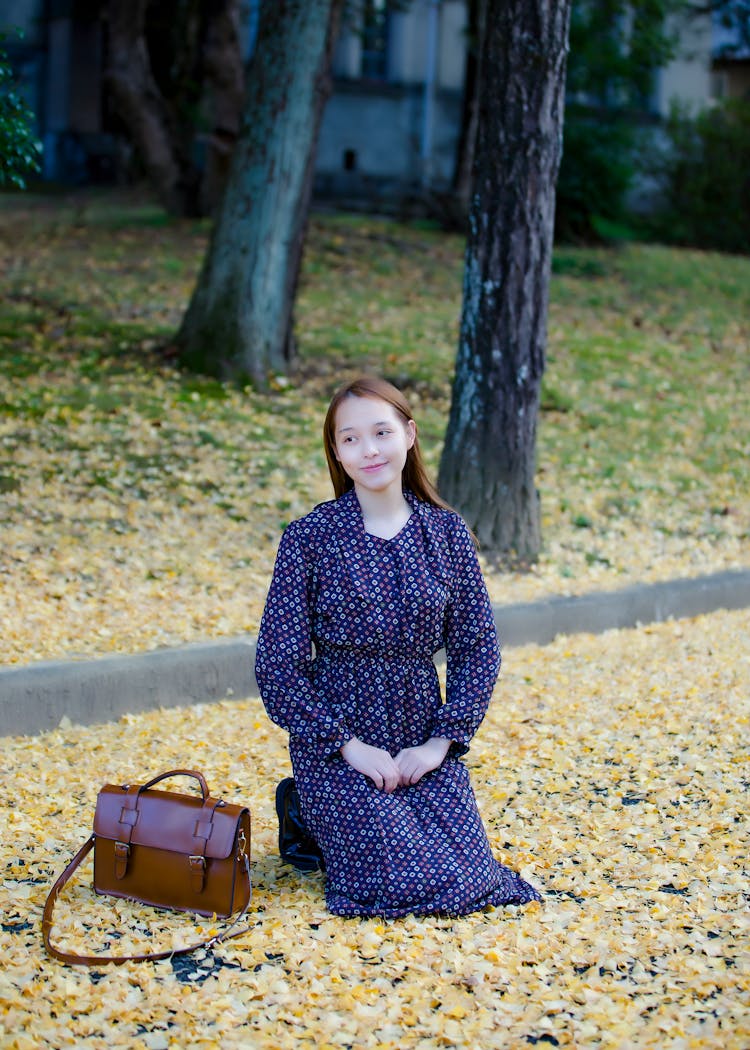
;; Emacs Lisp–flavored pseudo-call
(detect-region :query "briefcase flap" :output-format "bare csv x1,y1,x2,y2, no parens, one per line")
93,784,247,861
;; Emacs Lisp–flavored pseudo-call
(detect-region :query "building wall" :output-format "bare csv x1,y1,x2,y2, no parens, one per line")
315,82,463,199
655,11,714,114
383,1,465,88
1,0,41,40
320,0,466,196
332,1,467,90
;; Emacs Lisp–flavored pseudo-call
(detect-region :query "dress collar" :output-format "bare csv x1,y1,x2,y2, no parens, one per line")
331,488,451,600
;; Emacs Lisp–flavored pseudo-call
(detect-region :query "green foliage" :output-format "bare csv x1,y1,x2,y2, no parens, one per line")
0,32,42,189
647,99,750,253
556,108,637,242
566,0,679,109
556,0,680,242
712,0,750,53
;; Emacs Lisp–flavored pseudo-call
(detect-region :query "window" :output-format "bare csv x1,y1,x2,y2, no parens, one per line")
361,0,389,79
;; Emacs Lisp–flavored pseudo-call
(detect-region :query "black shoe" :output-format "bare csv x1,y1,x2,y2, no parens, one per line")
275,777,326,873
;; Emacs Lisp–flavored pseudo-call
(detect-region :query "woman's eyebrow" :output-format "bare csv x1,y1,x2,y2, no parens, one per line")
338,421,391,433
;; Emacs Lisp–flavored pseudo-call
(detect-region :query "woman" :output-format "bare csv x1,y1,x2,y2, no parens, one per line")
255,376,540,917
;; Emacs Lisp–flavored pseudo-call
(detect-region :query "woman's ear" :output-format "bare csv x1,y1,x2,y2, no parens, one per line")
406,419,417,450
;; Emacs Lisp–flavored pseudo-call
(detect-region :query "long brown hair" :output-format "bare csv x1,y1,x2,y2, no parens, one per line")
323,375,452,509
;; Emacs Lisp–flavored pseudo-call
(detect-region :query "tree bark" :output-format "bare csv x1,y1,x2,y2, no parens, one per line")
199,0,244,214
104,0,244,217
438,0,571,562
176,0,343,383
105,0,186,215
451,0,484,223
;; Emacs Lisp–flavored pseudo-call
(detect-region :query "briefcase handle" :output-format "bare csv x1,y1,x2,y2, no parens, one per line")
43,769,250,965
136,768,210,800
42,832,252,966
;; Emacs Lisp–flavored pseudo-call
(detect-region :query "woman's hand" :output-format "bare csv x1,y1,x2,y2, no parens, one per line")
341,738,402,792
394,737,452,786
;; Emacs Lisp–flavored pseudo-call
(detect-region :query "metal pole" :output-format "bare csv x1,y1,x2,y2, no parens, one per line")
421,0,440,187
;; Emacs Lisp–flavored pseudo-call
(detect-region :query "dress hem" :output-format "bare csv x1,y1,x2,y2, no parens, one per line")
325,878,543,920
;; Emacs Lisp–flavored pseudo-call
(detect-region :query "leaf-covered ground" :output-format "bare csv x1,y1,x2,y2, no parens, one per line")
0,192,748,1047
1,607,748,1048
0,191,748,666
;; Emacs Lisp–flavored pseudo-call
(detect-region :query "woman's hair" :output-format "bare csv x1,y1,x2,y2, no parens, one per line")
323,375,452,510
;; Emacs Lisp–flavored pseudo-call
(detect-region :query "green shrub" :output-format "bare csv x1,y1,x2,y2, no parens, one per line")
648,99,750,254
0,32,42,189
555,106,638,243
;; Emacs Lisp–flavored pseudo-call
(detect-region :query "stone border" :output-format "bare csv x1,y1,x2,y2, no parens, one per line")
493,567,750,647
2,568,749,737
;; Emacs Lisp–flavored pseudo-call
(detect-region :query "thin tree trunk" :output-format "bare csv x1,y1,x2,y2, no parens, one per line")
105,0,243,217
438,0,571,562
199,0,244,214
451,0,484,221
105,0,184,214
176,0,343,383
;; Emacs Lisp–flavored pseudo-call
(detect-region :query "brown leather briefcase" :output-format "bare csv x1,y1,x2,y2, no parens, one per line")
43,769,252,965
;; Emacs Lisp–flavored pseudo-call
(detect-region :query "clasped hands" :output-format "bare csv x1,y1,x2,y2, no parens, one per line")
340,736,451,792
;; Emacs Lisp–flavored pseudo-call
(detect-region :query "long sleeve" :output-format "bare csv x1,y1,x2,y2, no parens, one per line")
255,520,353,756
429,515,501,755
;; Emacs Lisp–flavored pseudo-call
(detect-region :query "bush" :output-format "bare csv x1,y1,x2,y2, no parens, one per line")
0,33,42,189
555,106,638,243
648,99,750,254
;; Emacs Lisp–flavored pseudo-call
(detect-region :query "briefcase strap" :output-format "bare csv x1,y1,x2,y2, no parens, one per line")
42,834,252,966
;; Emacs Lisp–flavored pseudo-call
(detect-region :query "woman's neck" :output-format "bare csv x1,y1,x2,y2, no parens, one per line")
355,484,412,539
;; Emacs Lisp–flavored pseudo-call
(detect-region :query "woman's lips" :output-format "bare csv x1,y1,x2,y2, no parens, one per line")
362,462,387,472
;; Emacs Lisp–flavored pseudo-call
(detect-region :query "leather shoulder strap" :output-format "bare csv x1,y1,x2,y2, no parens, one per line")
42,835,251,966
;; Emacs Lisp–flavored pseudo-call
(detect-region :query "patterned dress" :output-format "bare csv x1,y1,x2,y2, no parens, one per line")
255,488,541,917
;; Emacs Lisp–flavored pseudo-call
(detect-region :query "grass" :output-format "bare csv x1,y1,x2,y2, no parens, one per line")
0,188,748,664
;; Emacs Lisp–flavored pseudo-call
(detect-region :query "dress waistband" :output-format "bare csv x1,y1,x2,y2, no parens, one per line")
315,646,434,667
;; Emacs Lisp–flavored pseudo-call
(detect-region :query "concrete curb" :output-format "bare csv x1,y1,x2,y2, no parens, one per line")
492,567,750,647
1,568,749,737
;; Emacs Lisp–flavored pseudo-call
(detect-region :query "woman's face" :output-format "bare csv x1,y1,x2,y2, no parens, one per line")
334,395,416,496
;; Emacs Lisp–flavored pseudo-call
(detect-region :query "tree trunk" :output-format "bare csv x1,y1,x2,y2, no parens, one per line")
451,0,484,223
438,0,571,562
105,0,187,215
176,0,343,383
199,0,244,214
105,0,244,217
